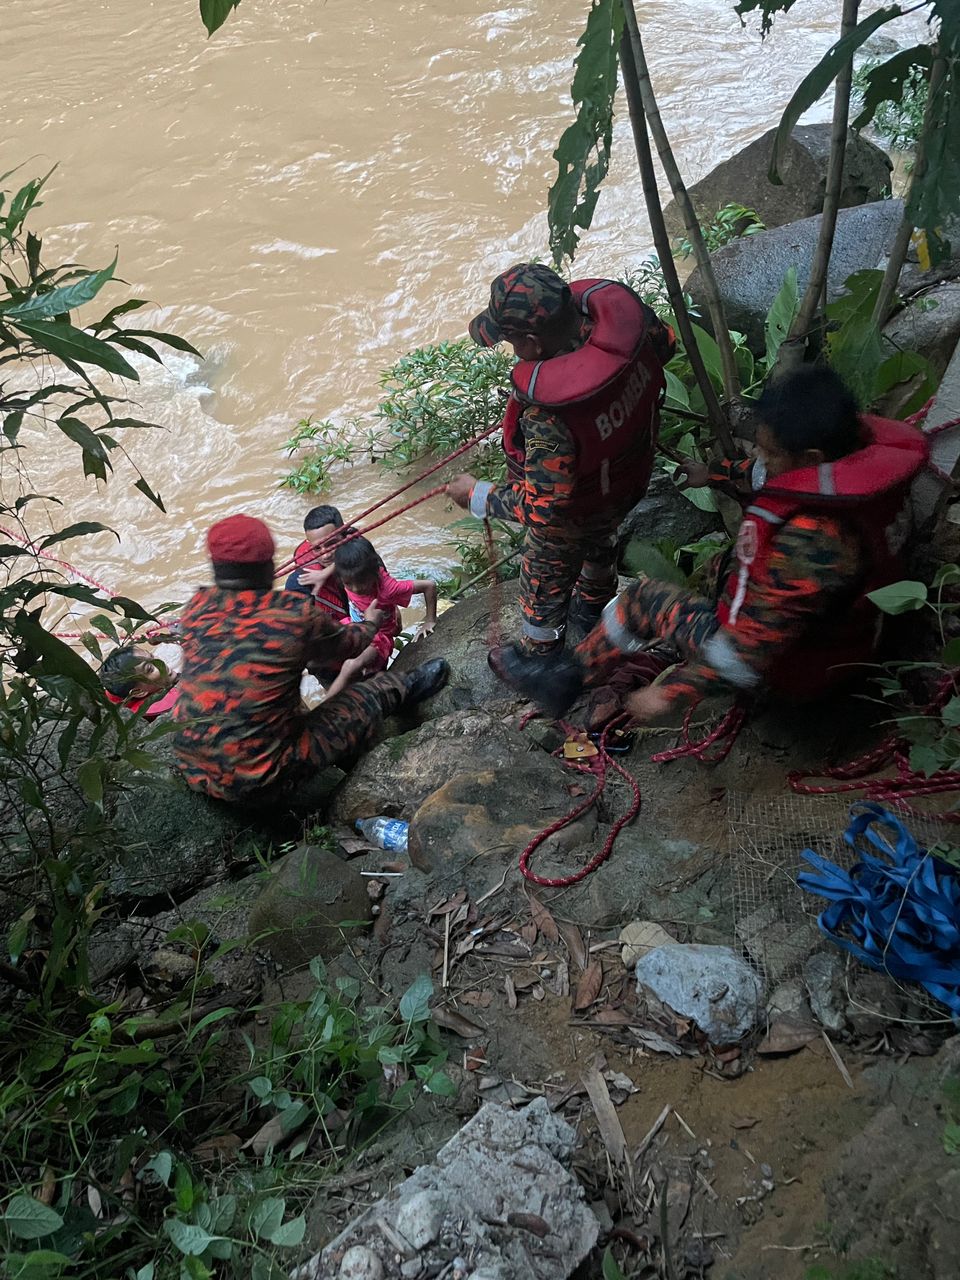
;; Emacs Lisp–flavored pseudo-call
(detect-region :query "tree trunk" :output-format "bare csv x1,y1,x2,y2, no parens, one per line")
872,49,948,326
777,0,860,373
620,0,740,406
619,29,736,455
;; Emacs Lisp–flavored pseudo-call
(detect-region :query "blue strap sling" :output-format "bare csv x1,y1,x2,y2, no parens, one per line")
797,802,960,1018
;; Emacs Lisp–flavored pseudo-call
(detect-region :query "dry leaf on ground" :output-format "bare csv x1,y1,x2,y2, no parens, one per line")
557,920,587,972
428,888,468,918
757,1015,819,1056
504,974,517,1010
459,990,493,1008
431,1005,485,1038
573,959,603,1011
193,1133,242,1162
527,892,560,943
731,1116,760,1130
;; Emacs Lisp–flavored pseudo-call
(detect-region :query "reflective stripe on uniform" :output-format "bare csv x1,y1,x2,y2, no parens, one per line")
522,619,565,642
702,630,761,689
469,479,495,519
600,597,645,654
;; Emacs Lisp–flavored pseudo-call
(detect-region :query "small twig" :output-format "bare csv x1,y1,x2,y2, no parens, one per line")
441,912,451,990
761,1242,825,1252
659,1179,679,1280
673,1109,697,1140
635,1103,671,1162
375,1217,414,1258
821,1030,854,1090
696,1170,719,1202
477,866,510,905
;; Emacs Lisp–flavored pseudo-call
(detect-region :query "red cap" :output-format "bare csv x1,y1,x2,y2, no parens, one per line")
206,514,275,564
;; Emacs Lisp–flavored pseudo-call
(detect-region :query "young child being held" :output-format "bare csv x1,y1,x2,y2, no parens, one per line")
321,534,437,699
99,638,181,718
285,504,349,620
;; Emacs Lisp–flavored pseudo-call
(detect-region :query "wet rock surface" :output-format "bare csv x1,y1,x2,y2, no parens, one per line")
663,122,892,238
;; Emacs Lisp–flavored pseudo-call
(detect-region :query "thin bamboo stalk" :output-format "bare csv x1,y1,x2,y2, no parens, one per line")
619,27,736,455
872,50,948,326
779,0,860,371
621,0,740,405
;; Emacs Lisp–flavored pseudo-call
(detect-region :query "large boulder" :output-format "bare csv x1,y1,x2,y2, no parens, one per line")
408,762,597,881
663,124,892,240
391,582,524,719
247,845,372,968
618,467,721,549
330,708,546,824
881,281,960,388
686,199,904,351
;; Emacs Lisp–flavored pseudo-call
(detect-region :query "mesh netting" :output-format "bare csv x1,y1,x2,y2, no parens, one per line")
729,791,956,1023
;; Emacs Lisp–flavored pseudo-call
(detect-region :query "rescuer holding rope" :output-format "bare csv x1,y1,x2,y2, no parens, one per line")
446,263,675,679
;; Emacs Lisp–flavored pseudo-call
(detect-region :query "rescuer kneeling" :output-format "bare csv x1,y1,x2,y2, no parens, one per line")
493,367,929,722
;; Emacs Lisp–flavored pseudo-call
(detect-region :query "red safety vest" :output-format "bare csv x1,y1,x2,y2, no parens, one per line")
502,279,669,523
293,539,349,619
717,415,928,699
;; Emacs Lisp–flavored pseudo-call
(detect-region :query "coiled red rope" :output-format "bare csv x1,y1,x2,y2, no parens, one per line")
650,700,747,765
788,675,960,820
517,712,642,888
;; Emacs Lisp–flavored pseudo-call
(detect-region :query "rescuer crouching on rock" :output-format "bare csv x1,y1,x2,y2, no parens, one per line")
492,367,929,724
172,513,449,806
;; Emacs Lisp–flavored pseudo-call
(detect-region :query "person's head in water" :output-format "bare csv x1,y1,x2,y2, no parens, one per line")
100,643,172,702
206,513,275,590
469,263,583,362
334,535,382,598
755,366,863,480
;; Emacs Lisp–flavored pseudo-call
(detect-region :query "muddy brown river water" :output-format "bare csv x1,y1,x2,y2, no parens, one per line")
1,0,926,621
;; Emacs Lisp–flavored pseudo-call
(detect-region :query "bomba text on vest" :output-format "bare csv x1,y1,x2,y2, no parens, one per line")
594,363,652,440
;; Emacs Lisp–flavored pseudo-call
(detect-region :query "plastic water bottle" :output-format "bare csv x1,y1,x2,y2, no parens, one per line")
355,816,409,853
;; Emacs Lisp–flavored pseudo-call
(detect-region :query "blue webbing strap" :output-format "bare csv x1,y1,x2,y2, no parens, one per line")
797,802,960,1017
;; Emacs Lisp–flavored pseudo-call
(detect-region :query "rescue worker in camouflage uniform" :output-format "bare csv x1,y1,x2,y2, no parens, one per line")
445,263,674,676
172,514,449,805
493,367,928,724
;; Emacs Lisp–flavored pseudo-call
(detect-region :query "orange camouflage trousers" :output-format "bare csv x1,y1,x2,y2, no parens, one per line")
575,578,719,698
518,526,620,652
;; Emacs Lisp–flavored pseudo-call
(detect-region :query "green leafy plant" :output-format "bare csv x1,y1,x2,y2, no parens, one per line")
853,53,931,153
674,202,766,259
0,957,456,1279
824,269,936,410
437,517,523,599
866,564,960,778
280,416,369,494
280,339,513,496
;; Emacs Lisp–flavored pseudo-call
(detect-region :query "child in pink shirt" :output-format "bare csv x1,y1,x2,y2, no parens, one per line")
317,535,437,698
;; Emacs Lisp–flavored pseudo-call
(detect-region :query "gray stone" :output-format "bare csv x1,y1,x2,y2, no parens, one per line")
663,124,891,240
766,978,812,1022
305,1099,598,1279
248,846,371,967
330,709,545,825
634,943,763,1044
393,1190,446,1250
912,335,960,527
688,199,905,352
617,468,721,550
109,770,265,907
803,949,848,1032
390,582,523,721
338,1247,384,1280
883,282,960,385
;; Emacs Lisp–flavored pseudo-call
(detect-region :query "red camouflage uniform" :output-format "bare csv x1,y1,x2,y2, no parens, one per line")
576,456,864,706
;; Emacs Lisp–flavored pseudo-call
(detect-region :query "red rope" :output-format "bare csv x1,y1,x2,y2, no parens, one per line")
788,674,960,820
517,713,642,888
650,700,747,765
0,523,117,597
273,421,502,580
